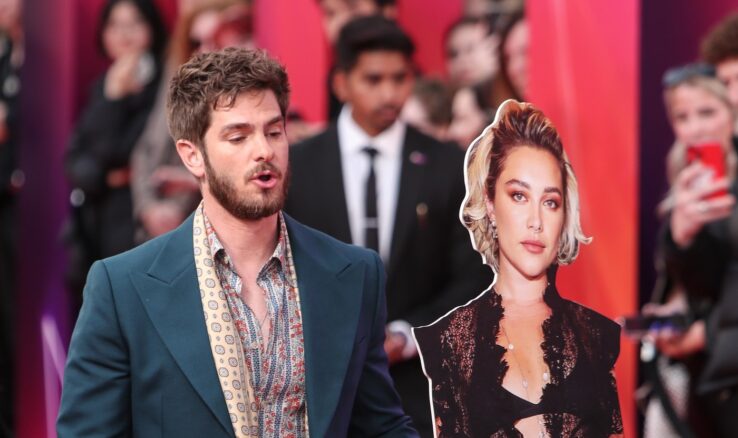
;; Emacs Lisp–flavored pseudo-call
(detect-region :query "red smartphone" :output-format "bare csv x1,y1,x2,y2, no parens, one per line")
686,142,728,198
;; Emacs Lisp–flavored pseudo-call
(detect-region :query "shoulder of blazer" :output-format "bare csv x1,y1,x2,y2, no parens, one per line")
99,214,195,283
290,125,339,160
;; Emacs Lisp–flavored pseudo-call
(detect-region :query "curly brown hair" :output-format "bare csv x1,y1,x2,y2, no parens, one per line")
702,13,738,65
166,47,290,147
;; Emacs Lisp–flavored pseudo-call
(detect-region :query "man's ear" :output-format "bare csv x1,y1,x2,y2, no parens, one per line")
332,70,348,102
175,139,206,179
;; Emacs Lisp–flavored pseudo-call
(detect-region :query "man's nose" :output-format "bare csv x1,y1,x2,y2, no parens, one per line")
252,133,275,161
379,80,400,102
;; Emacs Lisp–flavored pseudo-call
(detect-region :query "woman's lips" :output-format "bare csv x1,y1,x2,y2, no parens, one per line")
521,240,545,254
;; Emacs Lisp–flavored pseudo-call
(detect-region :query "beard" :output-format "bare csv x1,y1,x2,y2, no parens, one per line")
204,154,289,221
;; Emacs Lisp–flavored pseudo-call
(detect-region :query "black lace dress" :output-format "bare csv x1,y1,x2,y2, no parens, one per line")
413,283,623,437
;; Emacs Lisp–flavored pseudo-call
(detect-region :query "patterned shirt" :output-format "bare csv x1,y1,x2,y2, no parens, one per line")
204,212,307,437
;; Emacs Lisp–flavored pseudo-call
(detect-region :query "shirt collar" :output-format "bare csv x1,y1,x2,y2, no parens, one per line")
203,210,291,282
337,104,406,160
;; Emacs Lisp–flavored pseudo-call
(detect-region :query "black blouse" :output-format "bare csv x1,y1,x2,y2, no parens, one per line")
413,283,623,437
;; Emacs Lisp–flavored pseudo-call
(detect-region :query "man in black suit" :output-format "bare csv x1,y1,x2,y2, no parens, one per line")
285,16,491,436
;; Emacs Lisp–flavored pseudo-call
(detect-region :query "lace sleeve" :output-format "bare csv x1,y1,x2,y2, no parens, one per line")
568,302,624,435
600,317,623,435
414,322,462,437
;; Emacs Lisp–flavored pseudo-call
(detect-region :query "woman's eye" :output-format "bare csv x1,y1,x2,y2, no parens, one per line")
512,192,525,202
544,199,560,209
268,131,283,138
228,136,244,144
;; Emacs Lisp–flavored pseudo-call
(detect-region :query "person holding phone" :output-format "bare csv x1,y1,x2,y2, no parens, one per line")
646,63,738,437
413,100,623,438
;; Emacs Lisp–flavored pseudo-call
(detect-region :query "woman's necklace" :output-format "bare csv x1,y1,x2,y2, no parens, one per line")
500,322,550,438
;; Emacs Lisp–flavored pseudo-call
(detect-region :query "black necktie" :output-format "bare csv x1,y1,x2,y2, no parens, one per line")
363,147,379,252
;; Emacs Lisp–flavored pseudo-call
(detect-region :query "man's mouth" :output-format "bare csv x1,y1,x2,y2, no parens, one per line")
250,170,279,188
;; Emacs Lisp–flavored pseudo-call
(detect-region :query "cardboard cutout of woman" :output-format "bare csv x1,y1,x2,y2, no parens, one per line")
413,100,624,437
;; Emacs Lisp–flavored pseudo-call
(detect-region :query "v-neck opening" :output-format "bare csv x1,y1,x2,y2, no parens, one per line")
492,286,554,409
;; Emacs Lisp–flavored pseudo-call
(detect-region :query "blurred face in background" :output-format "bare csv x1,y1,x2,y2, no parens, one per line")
716,58,738,114
214,4,255,50
504,18,528,97
335,50,414,136
102,1,153,60
319,0,378,45
447,87,487,149
189,9,222,54
446,22,498,87
177,0,210,16
0,0,20,33
464,0,491,18
185,4,253,62
667,83,734,147
401,95,447,140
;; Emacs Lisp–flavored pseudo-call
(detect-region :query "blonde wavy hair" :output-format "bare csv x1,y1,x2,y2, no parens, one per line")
659,75,737,215
460,99,591,272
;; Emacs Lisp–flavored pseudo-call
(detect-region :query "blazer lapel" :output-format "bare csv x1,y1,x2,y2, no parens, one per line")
318,127,353,243
286,215,364,438
388,128,426,275
130,216,234,437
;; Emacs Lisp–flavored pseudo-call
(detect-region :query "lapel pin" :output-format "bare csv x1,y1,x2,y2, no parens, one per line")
409,151,427,166
416,202,428,227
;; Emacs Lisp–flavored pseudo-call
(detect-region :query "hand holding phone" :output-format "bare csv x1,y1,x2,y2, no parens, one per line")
686,142,728,199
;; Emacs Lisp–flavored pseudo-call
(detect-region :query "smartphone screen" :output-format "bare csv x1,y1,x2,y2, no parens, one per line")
686,142,728,198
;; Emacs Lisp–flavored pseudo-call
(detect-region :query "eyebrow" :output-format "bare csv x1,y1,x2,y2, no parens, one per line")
266,115,285,127
505,178,563,196
219,116,285,136
219,122,253,136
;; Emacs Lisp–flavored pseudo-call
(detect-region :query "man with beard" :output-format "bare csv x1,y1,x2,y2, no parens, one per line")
58,48,417,438
285,16,491,437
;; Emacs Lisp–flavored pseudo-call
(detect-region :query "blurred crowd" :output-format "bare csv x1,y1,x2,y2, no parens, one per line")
0,0,22,435
3,0,738,436
637,13,738,438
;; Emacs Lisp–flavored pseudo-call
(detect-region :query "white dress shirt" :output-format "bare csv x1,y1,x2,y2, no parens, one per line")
337,105,405,263
337,106,418,359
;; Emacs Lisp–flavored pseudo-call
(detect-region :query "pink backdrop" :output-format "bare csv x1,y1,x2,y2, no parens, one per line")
528,1,639,435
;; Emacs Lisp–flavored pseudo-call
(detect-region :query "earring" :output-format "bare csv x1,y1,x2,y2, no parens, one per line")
491,220,498,240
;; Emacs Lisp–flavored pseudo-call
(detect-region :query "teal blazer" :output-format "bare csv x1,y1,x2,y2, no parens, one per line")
57,214,417,437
